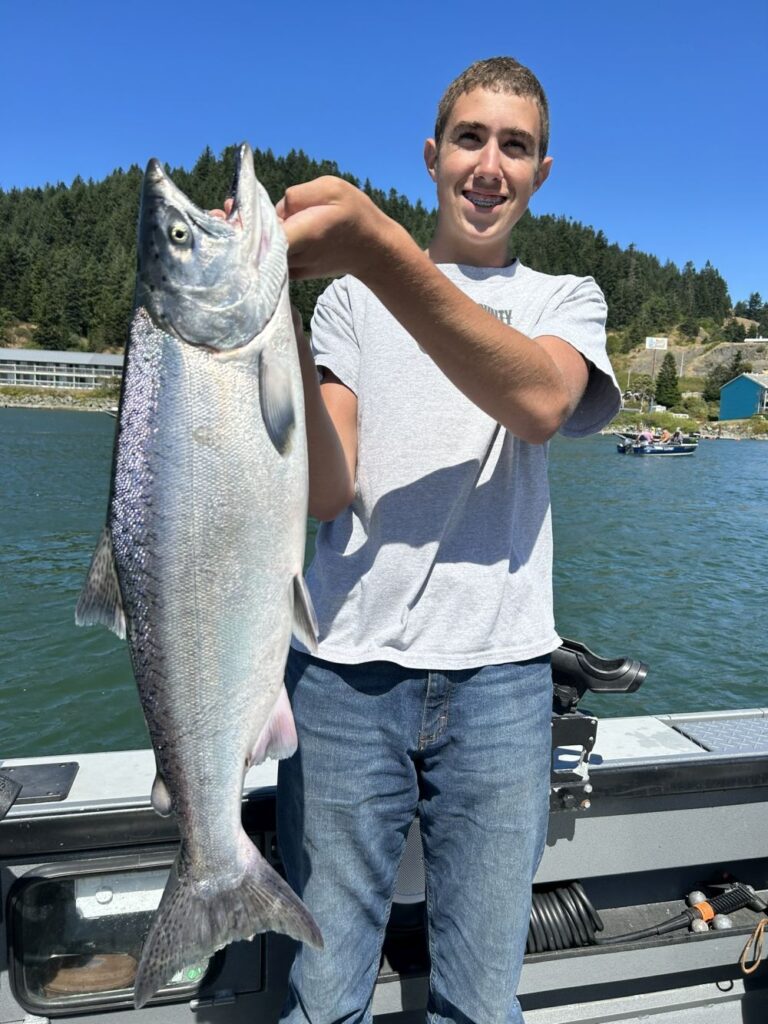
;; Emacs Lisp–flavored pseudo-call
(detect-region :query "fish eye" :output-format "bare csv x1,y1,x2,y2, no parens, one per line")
168,221,191,246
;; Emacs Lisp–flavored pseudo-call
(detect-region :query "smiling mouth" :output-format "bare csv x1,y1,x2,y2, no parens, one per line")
464,191,507,209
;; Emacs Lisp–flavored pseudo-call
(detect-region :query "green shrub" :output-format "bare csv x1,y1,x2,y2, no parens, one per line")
682,396,708,418
0,383,120,402
606,334,623,356
90,380,122,399
612,410,699,434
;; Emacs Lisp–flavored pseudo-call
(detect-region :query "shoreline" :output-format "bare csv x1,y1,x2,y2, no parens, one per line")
1,393,116,414
604,424,767,442
3,392,766,440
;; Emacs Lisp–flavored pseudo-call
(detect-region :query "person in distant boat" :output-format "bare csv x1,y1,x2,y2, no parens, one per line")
671,427,685,444
659,428,671,443
272,56,621,1024
638,426,655,443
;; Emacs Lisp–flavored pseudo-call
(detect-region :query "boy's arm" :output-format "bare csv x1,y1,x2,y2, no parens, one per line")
210,202,357,519
292,308,357,522
278,177,589,445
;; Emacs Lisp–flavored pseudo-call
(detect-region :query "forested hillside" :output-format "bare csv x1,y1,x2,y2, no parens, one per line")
0,143,759,354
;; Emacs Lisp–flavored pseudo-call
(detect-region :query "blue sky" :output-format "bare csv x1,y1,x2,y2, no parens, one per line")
2,0,765,304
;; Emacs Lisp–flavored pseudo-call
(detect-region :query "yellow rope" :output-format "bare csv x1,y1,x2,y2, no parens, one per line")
740,918,767,975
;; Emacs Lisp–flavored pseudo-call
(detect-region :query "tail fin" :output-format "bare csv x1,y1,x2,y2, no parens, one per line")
133,844,322,1008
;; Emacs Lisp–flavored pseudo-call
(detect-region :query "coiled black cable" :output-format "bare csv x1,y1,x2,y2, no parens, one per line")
527,880,604,953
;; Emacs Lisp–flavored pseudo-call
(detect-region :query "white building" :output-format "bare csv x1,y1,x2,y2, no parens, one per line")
0,348,123,390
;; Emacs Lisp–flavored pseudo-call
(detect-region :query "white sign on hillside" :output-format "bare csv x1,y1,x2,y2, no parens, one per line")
645,337,668,349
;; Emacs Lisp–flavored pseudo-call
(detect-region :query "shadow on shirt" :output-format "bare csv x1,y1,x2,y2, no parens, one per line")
307,434,550,643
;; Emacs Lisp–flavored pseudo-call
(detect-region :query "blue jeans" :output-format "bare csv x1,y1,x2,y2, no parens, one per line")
277,650,552,1024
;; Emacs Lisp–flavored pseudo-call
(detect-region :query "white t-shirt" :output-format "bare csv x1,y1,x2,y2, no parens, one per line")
293,260,621,669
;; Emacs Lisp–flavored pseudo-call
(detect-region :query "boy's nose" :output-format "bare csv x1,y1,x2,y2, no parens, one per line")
475,140,502,180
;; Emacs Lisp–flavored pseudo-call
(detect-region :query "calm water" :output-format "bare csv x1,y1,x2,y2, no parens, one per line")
1,407,766,757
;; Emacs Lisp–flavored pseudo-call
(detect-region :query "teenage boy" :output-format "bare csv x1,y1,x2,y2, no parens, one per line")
276,57,620,1024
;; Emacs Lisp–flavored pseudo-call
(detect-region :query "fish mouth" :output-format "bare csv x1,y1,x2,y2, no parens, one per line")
142,146,258,240
221,143,260,236
224,145,248,230
144,158,165,186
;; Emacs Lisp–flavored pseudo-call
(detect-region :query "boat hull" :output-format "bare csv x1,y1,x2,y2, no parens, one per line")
614,432,699,456
616,439,698,456
630,442,698,455
1,705,767,1022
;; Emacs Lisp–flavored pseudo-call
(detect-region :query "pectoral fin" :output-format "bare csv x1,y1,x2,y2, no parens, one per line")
259,349,295,455
74,526,126,639
293,574,318,653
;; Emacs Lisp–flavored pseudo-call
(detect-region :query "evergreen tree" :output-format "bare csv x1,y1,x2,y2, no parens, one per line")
746,292,764,320
679,261,697,317
722,319,746,343
35,308,71,350
0,145,743,354
654,352,681,408
679,315,699,339
694,261,730,321
0,307,17,344
632,373,654,407
702,350,750,402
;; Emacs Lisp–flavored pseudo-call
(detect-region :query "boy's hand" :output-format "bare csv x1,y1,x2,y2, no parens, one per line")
276,177,392,281
209,198,234,222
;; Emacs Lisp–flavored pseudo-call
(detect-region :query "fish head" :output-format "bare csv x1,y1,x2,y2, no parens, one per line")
136,143,286,351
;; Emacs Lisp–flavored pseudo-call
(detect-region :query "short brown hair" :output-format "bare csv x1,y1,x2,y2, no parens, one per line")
434,56,550,161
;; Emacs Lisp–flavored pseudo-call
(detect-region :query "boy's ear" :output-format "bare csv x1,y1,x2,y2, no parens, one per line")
424,138,438,181
532,155,553,193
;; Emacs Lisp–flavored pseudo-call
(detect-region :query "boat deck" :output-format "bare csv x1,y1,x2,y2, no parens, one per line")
1,709,767,1023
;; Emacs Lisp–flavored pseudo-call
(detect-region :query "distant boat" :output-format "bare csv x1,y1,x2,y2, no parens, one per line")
614,433,697,457
106,407,118,419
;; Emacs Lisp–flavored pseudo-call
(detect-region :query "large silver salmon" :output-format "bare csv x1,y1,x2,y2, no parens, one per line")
76,143,322,1008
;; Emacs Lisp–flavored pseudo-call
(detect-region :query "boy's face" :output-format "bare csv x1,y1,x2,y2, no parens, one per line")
424,87,552,266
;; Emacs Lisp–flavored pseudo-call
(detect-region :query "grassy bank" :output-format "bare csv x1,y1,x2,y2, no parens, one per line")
4,384,767,438
612,409,768,439
0,384,119,412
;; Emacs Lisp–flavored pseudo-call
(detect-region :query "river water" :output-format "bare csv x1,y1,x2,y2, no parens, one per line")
1,407,766,758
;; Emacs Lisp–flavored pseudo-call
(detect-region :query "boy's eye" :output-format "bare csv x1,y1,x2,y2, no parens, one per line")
458,130,481,143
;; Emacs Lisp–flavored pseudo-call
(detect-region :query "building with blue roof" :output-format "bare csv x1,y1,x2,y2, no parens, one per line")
719,372,768,421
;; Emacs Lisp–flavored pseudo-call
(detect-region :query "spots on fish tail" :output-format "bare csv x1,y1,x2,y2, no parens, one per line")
74,526,126,639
